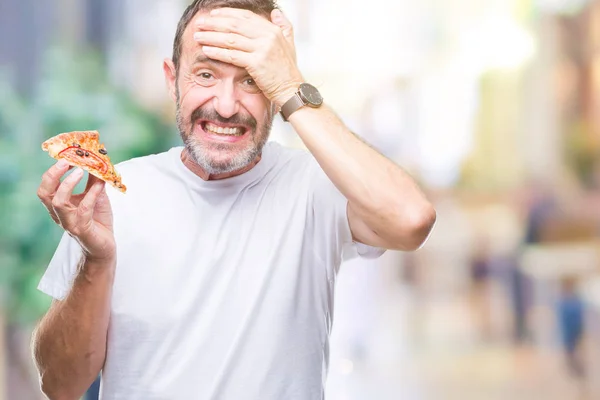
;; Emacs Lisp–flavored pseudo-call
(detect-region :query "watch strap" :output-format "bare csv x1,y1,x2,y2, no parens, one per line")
280,93,305,122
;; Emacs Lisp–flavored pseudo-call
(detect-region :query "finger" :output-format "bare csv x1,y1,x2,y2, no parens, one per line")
38,160,72,223
84,172,104,193
193,31,255,52
271,9,294,44
38,159,71,201
52,168,84,229
71,172,103,204
93,183,113,230
201,46,250,68
196,15,264,39
208,7,260,21
78,180,105,222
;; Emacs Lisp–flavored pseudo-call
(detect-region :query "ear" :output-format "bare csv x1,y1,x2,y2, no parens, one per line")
163,58,178,103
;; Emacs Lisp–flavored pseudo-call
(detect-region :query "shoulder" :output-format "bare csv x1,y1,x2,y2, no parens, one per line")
106,147,180,200
257,142,327,198
263,141,317,174
114,148,178,174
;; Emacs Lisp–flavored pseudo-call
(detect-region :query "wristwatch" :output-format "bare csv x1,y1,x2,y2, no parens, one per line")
280,83,324,121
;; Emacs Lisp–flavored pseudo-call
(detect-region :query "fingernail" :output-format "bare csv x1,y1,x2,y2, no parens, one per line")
202,46,214,54
273,9,282,19
71,168,84,178
196,17,205,26
193,32,203,41
57,159,69,168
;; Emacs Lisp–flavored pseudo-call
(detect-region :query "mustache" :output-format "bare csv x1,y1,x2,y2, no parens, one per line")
191,106,257,130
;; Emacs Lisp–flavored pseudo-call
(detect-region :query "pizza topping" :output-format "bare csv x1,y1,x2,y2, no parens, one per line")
99,148,108,155
58,146,109,174
72,142,81,148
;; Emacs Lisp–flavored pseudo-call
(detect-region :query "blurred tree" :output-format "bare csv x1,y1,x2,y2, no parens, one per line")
1,45,174,324
0,44,175,397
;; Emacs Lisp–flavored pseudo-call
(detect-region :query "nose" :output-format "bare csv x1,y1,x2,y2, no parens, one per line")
212,80,240,119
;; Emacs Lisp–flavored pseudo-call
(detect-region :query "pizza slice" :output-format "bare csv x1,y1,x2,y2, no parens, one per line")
42,130,127,193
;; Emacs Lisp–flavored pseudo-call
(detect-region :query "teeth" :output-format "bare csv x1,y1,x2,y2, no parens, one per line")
205,123,243,136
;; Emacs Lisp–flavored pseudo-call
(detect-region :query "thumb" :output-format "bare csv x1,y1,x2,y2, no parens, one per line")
271,9,294,43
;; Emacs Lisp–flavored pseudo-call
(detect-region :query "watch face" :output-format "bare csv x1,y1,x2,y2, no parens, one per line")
299,83,323,107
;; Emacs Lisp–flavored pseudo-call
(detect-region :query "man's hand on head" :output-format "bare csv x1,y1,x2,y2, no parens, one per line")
193,8,303,107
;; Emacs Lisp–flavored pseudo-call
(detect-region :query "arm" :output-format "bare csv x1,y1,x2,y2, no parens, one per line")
32,257,115,400
287,105,436,251
194,8,436,251
34,160,116,399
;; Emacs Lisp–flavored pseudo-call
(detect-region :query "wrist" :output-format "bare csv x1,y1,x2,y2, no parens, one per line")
81,254,116,271
279,82,324,121
273,80,303,108
76,255,116,285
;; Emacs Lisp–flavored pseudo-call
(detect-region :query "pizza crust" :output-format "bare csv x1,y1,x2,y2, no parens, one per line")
42,130,127,193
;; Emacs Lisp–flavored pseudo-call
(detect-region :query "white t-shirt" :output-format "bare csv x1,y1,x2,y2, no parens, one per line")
38,141,384,400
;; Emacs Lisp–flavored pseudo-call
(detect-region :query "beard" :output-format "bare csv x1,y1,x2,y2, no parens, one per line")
175,89,274,176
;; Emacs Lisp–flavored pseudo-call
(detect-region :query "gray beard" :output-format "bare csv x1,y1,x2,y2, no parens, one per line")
175,93,273,176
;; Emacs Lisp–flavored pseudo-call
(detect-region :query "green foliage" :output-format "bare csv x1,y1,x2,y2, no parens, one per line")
565,118,600,188
0,46,176,324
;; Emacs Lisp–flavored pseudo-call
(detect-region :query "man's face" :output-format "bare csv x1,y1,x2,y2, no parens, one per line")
173,11,275,175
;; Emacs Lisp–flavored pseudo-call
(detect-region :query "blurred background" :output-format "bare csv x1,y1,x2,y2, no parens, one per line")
2,0,600,399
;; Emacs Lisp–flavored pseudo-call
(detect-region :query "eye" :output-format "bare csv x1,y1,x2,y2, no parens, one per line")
193,71,217,87
198,72,214,80
241,77,261,94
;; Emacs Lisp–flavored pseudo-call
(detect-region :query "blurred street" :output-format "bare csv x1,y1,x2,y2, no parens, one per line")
328,254,593,400
324,192,600,400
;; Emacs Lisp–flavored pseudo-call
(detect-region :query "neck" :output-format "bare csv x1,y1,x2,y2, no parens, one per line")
181,148,261,181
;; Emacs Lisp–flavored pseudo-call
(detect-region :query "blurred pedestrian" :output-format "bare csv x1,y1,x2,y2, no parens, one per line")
557,276,585,379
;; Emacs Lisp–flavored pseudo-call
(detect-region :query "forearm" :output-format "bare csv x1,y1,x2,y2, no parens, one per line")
288,104,435,248
32,256,115,400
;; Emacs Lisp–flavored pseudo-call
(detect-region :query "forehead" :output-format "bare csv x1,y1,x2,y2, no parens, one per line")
180,10,211,65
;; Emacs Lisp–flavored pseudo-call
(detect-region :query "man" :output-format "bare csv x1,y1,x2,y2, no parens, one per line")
32,0,436,399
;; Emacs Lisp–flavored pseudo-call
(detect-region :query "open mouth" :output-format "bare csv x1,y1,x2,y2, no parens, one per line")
200,121,248,137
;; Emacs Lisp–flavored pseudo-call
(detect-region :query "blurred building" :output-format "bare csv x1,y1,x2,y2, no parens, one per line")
0,0,53,95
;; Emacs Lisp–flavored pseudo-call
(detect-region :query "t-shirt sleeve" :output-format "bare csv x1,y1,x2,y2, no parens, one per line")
37,232,83,300
306,157,385,276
